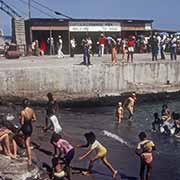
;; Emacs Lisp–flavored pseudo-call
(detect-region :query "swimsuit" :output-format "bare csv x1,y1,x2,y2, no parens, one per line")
91,140,107,158
21,115,33,137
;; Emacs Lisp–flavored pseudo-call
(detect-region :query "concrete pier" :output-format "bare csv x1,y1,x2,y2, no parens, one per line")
0,54,180,102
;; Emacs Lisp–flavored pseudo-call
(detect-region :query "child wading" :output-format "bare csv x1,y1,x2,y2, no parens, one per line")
77,132,117,178
116,102,124,124
136,132,156,180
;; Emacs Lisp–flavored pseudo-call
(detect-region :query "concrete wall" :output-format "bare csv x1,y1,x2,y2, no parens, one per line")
1,62,180,101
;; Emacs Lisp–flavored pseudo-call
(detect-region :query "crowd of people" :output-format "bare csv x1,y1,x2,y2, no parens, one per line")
0,92,180,180
29,32,180,66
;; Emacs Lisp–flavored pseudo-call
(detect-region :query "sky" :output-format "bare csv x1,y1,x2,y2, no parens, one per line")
0,0,180,35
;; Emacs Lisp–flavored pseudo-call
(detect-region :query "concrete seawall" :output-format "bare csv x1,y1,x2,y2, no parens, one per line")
0,57,180,102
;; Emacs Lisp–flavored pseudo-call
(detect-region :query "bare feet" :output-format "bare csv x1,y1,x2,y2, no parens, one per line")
113,170,118,178
82,171,90,176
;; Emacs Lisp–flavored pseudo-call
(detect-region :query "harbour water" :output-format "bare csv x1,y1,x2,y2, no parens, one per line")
1,98,180,180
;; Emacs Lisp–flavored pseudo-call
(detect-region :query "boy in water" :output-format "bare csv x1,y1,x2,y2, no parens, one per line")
135,132,156,180
116,102,124,124
161,104,171,122
44,92,58,130
123,93,136,121
77,132,118,178
152,112,162,131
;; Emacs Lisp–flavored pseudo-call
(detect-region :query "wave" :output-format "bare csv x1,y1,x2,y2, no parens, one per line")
103,130,130,147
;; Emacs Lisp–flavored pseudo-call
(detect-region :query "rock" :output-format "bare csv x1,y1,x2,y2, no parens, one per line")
0,155,49,180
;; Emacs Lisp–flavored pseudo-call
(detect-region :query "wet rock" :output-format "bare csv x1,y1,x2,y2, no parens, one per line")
0,155,49,180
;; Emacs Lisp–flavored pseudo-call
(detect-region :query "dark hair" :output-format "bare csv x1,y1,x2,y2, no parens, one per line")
52,156,59,167
47,92,53,101
23,98,30,107
84,132,96,145
138,132,147,140
153,112,159,118
162,104,168,109
172,112,179,120
51,133,62,143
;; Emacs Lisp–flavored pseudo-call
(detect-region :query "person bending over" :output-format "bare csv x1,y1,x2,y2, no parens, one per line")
77,131,117,178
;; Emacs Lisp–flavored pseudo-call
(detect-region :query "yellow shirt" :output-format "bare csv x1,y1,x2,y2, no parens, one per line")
137,139,155,153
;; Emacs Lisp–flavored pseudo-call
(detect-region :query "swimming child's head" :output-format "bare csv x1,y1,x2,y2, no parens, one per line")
132,92,136,97
138,132,147,141
118,102,122,106
84,131,96,145
162,104,168,109
23,98,30,108
153,112,159,119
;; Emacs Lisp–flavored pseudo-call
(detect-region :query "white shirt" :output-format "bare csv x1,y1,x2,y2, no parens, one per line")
59,39,63,45
70,39,76,48
50,115,62,134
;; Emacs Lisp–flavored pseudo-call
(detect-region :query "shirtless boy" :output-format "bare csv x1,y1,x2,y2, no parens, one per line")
123,93,136,121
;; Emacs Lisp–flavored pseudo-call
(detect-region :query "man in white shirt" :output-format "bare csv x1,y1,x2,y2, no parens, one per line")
57,35,64,58
70,38,76,57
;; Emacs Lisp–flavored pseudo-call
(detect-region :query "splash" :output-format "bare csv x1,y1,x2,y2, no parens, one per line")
103,130,130,147
6,113,15,121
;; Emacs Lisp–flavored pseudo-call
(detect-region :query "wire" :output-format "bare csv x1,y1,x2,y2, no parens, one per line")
7,0,27,17
31,0,72,19
17,0,55,18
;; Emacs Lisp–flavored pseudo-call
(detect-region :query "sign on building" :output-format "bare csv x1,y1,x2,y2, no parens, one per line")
69,22,121,32
145,23,152,30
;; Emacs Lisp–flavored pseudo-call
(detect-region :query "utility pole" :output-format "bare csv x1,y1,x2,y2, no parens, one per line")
28,0,31,19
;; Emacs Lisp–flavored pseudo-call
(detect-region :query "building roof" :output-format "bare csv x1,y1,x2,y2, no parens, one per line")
152,28,177,33
26,18,153,26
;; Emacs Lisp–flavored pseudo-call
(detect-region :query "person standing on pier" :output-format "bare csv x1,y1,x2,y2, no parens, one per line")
136,132,156,180
57,35,64,58
70,37,76,57
150,35,158,61
127,36,135,63
170,35,177,60
123,93,137,121
111,37,117,64
81,37,91,65
19,99,36,166
98,33,106,57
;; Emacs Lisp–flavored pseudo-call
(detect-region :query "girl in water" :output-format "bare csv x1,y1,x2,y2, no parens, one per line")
77,132,118,178
116,102,124,124
20,99,36,166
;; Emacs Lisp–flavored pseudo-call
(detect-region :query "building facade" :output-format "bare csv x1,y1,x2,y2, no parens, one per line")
25,18,153,54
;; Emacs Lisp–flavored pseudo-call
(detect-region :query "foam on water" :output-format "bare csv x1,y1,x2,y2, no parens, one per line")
103,130,130,147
